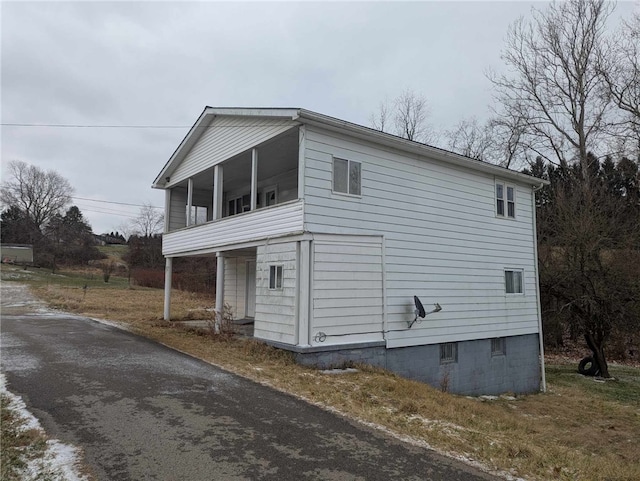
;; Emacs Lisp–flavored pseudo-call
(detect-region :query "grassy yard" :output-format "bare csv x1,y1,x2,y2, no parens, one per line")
2,264,639,481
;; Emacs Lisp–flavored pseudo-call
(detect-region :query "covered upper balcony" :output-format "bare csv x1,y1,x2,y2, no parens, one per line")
162,127,304,256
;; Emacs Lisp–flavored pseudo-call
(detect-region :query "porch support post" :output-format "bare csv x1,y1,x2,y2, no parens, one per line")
214,251,225,333
187,177,193,226
250,148,258,211
298,240,311,347
213,165,223,220
163,257,173,320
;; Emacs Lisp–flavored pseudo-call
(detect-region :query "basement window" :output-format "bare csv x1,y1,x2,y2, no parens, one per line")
333,157,361,196
269,265,283,290
440,342,458,364
491,338,506,356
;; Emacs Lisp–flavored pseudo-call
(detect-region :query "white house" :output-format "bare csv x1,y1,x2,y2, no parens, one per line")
152,107,547,395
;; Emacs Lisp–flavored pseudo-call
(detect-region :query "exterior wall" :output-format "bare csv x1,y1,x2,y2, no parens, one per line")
303,125,540,349
310,236,384,346
223,257,248,320
163,200,304,257
168,188,187,231
169,116,297,186
294,334,541,395
254,241,298,344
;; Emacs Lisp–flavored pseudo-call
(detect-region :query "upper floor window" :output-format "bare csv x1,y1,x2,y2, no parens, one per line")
333,158,361,196
505,269,524,294
496,182,515,218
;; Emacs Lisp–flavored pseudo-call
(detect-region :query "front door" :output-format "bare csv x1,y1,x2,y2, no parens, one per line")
245,260,256,318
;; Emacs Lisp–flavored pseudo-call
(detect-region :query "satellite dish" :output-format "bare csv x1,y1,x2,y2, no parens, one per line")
414,296,426,318
407,296,442,328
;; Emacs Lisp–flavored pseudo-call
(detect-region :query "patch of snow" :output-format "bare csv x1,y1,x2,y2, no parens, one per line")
320,368,359,375
0,373,89,481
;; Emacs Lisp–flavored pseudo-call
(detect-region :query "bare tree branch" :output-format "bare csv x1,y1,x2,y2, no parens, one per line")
0,160,73,231
489,0,615,179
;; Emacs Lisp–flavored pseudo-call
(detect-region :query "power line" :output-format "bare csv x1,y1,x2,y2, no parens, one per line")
72,197,162,209
2,123,189,129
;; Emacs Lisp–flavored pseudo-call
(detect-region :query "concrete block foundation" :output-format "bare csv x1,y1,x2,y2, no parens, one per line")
272,334,541,395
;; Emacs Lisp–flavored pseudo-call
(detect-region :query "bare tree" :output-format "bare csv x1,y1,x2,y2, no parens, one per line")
0,160,73,231
446,116,526,168
489,0,615,179
128,202,164,237
370,89,436,144
446,117,494,161
369,99,391,133
599,12,640,156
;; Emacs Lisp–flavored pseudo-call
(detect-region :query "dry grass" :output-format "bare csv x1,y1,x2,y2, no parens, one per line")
5,265,640,481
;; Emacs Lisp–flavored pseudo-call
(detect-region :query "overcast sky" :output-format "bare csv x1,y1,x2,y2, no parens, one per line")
1,1,637,234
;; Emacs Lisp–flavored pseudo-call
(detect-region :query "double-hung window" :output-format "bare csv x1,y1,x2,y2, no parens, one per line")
333,158,361,196
505,269,524,294
496,182,515,218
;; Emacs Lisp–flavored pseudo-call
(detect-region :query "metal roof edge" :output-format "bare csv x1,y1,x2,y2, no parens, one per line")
296,109,548,187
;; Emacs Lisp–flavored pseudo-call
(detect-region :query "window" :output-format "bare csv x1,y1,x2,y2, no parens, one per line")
269,265,283,289
228,194,251,216
496,182,515,218
333,158,361,196
505,269,524,294
440,342,458,364
265,189,277,207
491,338,506,356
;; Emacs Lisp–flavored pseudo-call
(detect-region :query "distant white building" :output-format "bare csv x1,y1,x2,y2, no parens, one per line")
152,107,547,395
1,244,34,264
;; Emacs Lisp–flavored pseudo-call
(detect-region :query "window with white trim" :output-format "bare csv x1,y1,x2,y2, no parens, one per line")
496,182,515,218
491,337,506,356
333,158,361,196
269,265,283,290
439,342,458,364
505,269,524,294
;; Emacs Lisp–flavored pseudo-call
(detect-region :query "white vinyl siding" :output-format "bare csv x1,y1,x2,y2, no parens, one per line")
254,242,297,344
162,200,303,257
302,126,539,349
311,237,384,346
170,116,296,186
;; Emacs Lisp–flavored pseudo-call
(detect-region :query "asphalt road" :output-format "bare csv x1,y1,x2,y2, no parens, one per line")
1,283,497,481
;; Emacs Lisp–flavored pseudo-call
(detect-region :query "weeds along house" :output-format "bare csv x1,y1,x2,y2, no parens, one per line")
152,107,547,395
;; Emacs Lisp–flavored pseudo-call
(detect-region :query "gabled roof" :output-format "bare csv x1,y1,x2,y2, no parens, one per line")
152,107,547,189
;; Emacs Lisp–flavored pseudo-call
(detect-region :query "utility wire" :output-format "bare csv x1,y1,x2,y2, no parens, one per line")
1,123,189,129
72,197,162,209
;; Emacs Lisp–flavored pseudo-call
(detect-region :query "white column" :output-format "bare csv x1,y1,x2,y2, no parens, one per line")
214,252,225,333
163,257,173,320
251,148,258,211
186,178,193,226
213,165,223,220
298,240,311,346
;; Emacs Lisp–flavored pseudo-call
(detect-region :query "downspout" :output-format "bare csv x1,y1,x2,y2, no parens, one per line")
532,183,547,392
